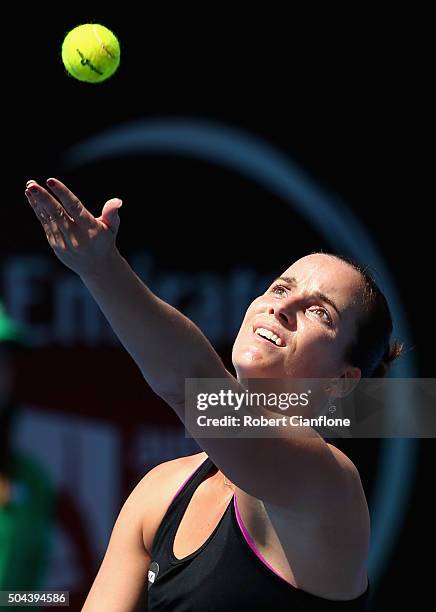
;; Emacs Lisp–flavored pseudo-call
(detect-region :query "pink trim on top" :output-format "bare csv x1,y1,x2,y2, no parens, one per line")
169,460,290,587
233,495,292,587
169,460,205,506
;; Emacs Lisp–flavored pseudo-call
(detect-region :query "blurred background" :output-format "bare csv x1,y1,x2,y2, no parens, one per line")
1,8,432,611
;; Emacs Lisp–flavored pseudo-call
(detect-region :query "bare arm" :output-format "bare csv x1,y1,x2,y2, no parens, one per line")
25,178,362,515
81,473,151,612
81,252,226,400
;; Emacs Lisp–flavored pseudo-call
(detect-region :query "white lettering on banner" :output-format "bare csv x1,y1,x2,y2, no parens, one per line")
1,252,269,346
3,256,54,344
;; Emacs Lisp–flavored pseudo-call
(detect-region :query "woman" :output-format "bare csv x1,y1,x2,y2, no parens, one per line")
24,178,402,611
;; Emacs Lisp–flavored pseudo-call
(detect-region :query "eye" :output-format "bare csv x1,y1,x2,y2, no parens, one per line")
270,284,288,297
307,306,332,326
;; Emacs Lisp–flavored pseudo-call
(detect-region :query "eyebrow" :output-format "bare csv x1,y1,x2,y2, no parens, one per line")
272,276,342,319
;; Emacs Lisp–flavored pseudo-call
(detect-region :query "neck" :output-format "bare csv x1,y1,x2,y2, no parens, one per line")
223,473,234,488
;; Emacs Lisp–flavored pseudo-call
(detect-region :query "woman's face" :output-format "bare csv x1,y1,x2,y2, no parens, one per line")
232,254,364,381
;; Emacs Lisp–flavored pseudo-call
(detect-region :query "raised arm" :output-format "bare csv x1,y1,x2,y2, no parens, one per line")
25,178,227,402
25,178,362,517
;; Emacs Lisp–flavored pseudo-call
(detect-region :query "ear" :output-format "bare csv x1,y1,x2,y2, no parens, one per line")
328,366,361,399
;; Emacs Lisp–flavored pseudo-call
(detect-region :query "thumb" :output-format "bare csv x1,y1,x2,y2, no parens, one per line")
99,198,123,234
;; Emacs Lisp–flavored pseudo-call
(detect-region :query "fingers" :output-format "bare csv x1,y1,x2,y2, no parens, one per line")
26,180,74,224
25,189,66,250
45,177,96,227
42,211,67,250
99,198,123,234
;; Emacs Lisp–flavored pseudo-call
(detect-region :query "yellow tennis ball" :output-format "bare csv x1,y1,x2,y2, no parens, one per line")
61,24,120,83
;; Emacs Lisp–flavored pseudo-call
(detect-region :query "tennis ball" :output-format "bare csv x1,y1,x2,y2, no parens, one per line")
61,24,120,83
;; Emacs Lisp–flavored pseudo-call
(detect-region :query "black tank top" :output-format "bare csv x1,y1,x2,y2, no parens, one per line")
147,457,371,611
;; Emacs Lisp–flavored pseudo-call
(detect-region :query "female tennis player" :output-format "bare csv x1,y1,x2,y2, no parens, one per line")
24,177,402,611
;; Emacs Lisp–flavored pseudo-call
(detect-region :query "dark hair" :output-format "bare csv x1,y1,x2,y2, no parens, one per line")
320,253,404,377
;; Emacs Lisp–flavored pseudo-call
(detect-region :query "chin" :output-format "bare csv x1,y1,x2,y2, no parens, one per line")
233,357,284,380
232,341,287,379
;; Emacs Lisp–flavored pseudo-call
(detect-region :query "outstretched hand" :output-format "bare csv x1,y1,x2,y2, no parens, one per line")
25,178,123,277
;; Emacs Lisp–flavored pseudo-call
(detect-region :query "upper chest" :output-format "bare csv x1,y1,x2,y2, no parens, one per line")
164,466,369,599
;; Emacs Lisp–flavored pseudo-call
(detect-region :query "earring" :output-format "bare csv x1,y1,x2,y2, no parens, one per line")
327,397,337,414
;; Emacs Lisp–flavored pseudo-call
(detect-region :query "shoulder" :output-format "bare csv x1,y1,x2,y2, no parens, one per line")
315,444,370,536
137,451,208,554
139,451,208,498
316,449,370,597
265,445,370,598
306,445,370,588
328,444,370,513
262,443,369,533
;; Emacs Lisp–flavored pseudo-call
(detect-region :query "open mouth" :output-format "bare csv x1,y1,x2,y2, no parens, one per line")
253,326,285,347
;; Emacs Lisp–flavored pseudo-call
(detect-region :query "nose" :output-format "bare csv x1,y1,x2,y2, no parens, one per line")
267,297,299,330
